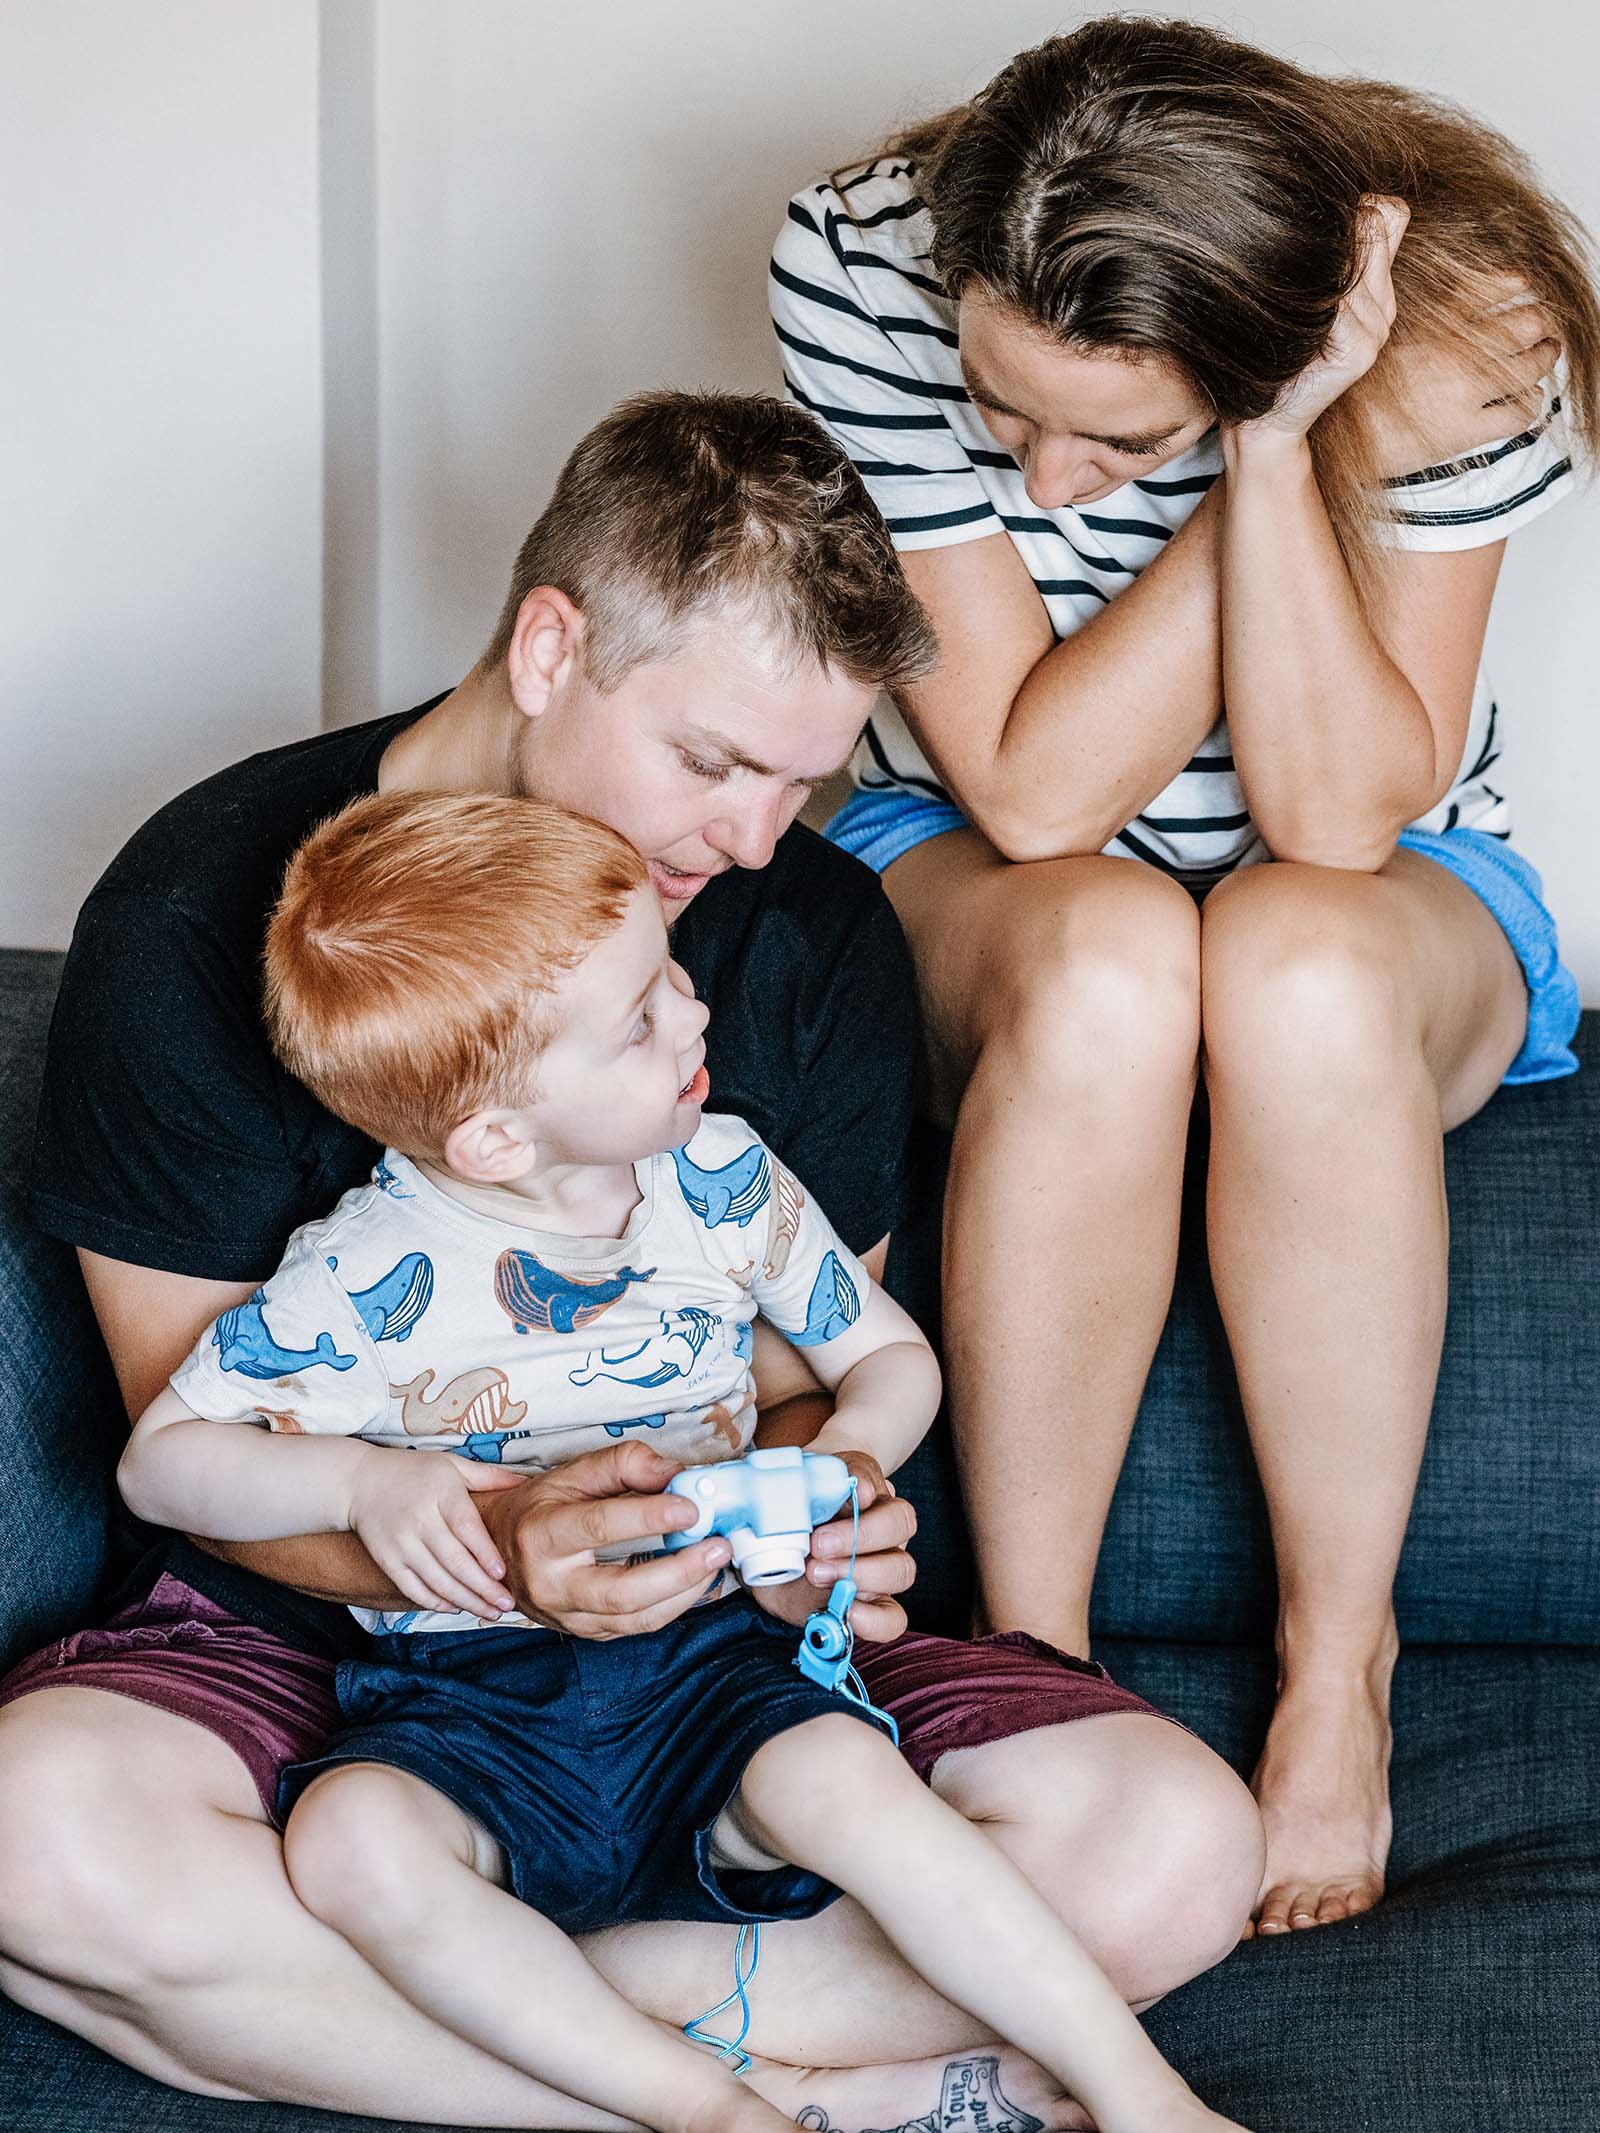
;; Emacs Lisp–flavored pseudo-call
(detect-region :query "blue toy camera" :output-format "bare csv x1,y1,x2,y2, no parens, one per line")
663,1445,852,1585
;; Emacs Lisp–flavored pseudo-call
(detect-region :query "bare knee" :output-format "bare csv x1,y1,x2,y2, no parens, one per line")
283,1763,459,1940
0,1696,239,1994
939,1717,1262,1999
981,859,1201,1096
1202,863,1421,1104
738,1714,906,1861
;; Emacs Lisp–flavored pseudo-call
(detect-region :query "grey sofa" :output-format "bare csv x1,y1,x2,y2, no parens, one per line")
2,944,1598,2132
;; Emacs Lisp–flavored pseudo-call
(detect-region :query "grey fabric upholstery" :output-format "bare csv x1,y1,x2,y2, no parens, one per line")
1,949,1597,2132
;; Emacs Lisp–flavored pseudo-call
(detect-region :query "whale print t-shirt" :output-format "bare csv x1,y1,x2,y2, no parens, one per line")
169,1114,870,1635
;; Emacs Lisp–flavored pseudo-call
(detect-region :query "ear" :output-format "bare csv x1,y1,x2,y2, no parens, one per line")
506,586,587,722
443,1107,540,1184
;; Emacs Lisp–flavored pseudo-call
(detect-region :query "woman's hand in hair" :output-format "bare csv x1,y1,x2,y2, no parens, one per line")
1234,196,1411,450
1368,274,1563,475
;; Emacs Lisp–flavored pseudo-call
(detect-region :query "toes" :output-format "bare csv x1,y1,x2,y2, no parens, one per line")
1254,1884,1296,1935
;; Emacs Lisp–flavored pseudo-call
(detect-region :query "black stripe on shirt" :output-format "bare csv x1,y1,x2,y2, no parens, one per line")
770,259,958,346
1001,516,1136,574
1139,810,1253,834
785,377,949,433
1033,579,1111,604
1392,458,1570,528
1078,513,1174,542
888,503,998,535
1134,472,1220,497
861,722,952,799
774,323,968,403
1385,400,1561,489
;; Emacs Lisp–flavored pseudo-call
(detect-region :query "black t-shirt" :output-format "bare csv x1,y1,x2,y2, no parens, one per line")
32,698,919,1649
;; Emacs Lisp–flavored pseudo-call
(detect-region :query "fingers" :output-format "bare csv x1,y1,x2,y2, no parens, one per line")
385,1531,512,1620
552,1543,735,1639
846,1592,908,1643
443,1495,509,1586
535,1485,700,1560
809,1491,917,1561
458,1463,534,1492
555,1440,683,1499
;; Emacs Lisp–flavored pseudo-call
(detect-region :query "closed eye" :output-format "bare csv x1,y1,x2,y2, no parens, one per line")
681,752,732,784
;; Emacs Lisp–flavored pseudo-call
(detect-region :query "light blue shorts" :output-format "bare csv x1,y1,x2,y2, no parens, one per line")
825,786,1580,1087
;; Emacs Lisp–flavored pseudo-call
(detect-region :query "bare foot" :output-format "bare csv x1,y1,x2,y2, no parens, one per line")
1246,1636,1397,1937
752,2046,1094,2132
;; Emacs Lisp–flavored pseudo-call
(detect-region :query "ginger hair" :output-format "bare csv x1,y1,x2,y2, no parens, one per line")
265,792,647,1159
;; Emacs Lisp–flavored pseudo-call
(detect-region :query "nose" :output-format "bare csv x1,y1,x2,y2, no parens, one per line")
711,788,790,872
667,961,710,1040
1024,435,1100,509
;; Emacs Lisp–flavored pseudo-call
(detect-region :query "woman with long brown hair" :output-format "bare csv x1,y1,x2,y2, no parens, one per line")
772,17,1594,1938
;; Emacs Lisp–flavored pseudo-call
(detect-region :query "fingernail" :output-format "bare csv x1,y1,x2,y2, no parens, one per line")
707,1541,732,1565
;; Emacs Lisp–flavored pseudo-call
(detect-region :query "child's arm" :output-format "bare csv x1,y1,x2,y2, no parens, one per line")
786,1283,942,1482
120,1387,518,1618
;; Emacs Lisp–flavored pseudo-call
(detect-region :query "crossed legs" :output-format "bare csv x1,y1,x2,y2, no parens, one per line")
884,834,1527,1929
0,1682,1258,2126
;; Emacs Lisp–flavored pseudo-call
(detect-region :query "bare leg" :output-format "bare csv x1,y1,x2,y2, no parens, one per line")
737,1715,1246,2133
884,835,1201,1651
0,1684,1258,2121
281,1761,798,2133
1200,854,1525,1932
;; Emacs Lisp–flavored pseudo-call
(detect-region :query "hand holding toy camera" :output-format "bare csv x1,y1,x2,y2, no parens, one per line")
663,1445,852,1585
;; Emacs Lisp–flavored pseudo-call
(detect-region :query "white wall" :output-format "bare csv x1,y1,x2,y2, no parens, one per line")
357,0,1600,995
5,1,1597,992
0,0,323,951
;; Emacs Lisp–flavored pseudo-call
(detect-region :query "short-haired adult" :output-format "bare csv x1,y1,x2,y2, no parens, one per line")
0,393,1263,2131
772,19,1593,1939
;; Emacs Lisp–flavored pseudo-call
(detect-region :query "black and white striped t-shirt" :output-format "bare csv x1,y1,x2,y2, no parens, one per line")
771,158,1576,879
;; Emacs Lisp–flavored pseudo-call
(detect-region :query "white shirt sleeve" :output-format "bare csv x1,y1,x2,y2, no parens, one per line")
170,1231,391,1434
770,171,1001,552
1384,383,1576,553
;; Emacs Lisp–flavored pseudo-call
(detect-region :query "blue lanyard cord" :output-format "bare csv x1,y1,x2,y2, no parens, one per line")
681,1475,901,2072
681,1919,761,2074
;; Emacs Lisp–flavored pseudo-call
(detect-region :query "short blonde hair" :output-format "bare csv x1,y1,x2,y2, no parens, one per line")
265,792,647,1158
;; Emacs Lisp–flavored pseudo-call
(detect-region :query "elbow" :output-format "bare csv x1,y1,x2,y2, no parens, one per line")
116,1442,159,1525
969,785,1116,867
1260,829,1397,874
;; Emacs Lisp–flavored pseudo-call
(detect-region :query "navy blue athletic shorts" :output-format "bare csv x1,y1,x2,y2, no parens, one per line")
276,1591,883,1931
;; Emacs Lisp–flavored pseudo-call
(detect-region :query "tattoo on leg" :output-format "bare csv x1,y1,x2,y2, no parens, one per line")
795,2054,1048,2133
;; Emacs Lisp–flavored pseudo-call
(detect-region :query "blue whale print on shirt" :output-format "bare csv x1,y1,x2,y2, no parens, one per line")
671,1142,772,1229
790,1253,861,1348
568,1307,718,1390
494,1250,656,1337
329,1252,434,1343
214,1292,358,1381
604,1413,669,1439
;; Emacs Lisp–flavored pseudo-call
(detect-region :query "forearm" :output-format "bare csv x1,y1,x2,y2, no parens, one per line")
190,1529,407,1610
1220,432,1439,866
807,1340,941,1478
953,488,1225,860
119,1396,369,1544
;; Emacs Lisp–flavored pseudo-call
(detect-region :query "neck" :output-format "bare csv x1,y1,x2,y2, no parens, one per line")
378,664,518,796
419,1154,644,1240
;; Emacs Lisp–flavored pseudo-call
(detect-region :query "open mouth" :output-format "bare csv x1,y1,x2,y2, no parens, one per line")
678,1062,710,1104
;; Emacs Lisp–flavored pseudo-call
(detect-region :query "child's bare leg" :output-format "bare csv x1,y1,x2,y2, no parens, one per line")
283,1762,792,2133
732,1718,1249,2133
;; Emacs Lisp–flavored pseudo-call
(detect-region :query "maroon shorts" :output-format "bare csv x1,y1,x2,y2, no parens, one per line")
0,1572,1163,1818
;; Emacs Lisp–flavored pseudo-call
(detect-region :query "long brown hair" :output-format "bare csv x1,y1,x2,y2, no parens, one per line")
890,19,1598,603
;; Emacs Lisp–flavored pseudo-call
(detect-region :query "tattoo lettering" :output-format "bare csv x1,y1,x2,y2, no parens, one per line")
795,2054,1047,2133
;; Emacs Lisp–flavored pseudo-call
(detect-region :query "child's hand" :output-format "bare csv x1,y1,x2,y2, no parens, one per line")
346,1447,526,1619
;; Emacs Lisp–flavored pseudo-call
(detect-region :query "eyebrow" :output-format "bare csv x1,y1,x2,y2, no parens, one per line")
678,725,850,788
959,360,1181,453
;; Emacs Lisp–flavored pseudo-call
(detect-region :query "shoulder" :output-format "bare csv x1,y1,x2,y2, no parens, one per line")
92,707,428,934
772,158,950,347
1383,380,1576,552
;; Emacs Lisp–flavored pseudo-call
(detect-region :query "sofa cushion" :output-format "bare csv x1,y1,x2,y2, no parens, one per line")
2,1639,1595,2133
0,953,123,1670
